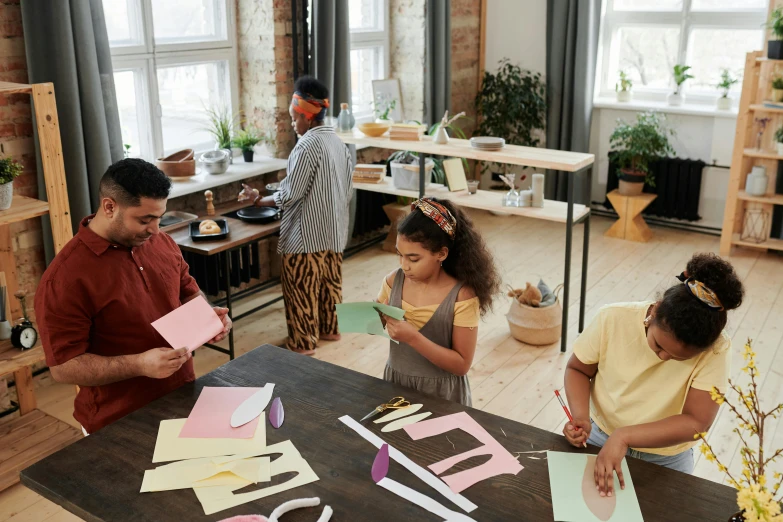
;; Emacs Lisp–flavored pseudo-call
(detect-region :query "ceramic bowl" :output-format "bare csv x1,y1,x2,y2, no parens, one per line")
357,122,391,137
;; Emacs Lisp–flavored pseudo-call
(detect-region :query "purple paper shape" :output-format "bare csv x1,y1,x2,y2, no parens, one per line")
269,397,284,429
372,443,390,483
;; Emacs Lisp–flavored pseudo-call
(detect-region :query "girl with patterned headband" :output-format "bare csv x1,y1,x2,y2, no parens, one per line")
562,252,744,497
375,197,501,406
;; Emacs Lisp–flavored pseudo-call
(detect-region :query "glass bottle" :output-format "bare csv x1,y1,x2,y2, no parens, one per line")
502,173,520,207
337,103,355,132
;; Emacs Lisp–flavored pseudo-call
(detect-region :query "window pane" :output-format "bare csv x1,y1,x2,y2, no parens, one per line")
114,70,142,157
350,47,381,117
613,0,682,10
157,61,231,153
687,29,763,92
151,0,227,44
692,0,766,9
102,0,142,47
614,26,680,89
349,0,381,31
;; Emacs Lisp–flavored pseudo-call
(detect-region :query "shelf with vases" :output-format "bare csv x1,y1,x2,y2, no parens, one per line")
0,196,50,227
749,103,783,114
743,148,783,160
731,234,783,252
737,191,783,205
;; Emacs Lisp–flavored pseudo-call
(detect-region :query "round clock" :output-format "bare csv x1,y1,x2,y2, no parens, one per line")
11,320,37,350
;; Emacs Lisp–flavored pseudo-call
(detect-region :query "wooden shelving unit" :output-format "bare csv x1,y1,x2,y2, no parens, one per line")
720,50,783,254
0,81,81,492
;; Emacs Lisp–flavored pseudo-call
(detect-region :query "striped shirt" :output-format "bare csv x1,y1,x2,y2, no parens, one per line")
273,125,353,254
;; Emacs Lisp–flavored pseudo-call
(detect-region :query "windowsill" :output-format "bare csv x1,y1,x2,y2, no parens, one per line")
593,97,739,119
168,156,288,199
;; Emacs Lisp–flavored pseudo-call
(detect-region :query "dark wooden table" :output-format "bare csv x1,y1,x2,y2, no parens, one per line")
22,346,737,521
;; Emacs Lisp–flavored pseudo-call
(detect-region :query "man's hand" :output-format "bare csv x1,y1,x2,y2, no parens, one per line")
137,347,191,379
209,307,232,343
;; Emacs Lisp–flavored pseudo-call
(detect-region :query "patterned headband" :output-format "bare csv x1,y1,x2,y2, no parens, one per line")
291,91,330,121
676,272,724,311
411,198,456,238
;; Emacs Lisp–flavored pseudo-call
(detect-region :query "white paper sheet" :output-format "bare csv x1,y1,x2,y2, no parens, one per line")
377,477,476,522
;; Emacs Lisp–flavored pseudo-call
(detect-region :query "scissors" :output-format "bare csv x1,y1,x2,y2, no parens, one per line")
360,396,411,422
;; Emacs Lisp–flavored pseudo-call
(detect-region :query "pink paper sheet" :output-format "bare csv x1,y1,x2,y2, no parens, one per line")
403,411,523,493
151,295,224,353
180,386,262,439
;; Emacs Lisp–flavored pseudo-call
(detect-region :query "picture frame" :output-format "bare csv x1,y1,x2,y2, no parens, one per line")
372,79,404,122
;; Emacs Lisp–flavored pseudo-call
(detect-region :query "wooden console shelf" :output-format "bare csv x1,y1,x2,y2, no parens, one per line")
0,195,50,227
731,235,783,252
0,81,33,95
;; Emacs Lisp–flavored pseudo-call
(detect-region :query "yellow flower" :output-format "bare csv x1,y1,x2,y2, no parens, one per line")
736,484,783,522
719,464,728,473
775,473,782,480
760,475,767,487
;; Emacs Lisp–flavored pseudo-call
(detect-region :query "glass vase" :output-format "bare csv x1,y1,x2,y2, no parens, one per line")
502,173,519,207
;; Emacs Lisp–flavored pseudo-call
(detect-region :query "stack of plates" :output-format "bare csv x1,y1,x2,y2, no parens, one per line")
470,137,505,151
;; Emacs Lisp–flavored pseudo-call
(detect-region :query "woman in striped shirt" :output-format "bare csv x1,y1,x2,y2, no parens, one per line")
241,75,353,355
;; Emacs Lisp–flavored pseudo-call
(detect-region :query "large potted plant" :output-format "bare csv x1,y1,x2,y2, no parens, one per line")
668,64,694,106
716,69,738,110
609,111,675,197
475,58,546,182
767,7,783,60
232,126,265,163
0,157,23,211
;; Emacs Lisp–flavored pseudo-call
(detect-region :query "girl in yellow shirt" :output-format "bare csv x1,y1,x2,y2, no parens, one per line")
376,198,501,406
563,253,744,497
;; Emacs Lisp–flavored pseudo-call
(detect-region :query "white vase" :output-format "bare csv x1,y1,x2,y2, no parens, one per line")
667,92,684,106
433,125,449,144
777,142,783,156
0,181,12,211
716,97,732,110
616,90,632,103
745,166,768,197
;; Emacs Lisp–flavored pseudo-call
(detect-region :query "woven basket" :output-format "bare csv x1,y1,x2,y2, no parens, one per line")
506,285,562,346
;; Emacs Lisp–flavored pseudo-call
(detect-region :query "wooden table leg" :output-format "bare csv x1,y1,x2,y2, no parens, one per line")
605,190,657,242
13,366,36,415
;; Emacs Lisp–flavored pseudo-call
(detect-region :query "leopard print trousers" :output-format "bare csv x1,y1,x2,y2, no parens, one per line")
280,250,343,352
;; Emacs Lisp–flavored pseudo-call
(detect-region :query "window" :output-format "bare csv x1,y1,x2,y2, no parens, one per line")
598,0,766,104
102,0,238,160
349,0,389,122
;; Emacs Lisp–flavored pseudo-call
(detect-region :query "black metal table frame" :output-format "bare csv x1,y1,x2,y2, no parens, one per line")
348,145,590,352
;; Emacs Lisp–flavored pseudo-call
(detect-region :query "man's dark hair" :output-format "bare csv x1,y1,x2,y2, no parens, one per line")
99,158,171,207
294,75,329,100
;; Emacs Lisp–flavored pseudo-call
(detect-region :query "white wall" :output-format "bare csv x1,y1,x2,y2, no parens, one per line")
484,0,547,76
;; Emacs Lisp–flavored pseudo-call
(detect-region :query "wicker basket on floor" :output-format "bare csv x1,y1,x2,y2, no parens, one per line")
506,285,562,346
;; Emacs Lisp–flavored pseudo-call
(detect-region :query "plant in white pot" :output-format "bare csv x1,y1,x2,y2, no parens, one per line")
775,126,783,156
202,105,237,163
615,70,633,103
668,65,693,106
772,76,783,103
716,69,738,110
609,111,675,197
0,157,23,211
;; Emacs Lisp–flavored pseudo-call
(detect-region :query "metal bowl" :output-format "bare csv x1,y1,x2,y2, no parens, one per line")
265,182,280,195
199,150,230,175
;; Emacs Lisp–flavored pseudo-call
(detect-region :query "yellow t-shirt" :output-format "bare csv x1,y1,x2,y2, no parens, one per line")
377,279,480,330
573,301,730,456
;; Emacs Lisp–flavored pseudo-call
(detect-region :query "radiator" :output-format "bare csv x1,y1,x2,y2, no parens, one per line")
603,153,706,222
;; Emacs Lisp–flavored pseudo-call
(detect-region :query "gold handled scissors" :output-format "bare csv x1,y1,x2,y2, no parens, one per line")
360,396,411,422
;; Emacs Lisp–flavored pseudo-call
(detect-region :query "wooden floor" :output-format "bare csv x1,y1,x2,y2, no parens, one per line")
1,211,782,521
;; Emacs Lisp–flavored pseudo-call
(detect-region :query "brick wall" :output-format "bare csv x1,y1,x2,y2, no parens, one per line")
449,0,481,138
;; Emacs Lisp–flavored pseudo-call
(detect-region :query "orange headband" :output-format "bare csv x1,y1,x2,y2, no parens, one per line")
292,92,329,121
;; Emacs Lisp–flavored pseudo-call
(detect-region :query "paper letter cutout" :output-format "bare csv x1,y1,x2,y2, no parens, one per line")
547,451,644,522
194,440,320,515
372,444,390,482
152,418,266,463
141,456,271,492
403,412,523,493
151,295,224,353
381,411,432,432
180,387,263,439
269,397,284,428
374,404,423,424
339,415,477,513
231,383,276,428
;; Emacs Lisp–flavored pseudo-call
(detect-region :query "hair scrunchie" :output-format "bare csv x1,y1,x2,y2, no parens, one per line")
676,271,724,311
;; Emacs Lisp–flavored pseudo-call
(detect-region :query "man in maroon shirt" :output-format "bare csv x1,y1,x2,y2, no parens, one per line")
34,159,232,434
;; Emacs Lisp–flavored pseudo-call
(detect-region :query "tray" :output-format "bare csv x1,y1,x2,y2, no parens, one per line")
189,219,230,241
161,211,198,233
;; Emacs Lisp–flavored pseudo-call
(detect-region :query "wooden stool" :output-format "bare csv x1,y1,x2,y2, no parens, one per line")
382,202,411,253
605,190,657,242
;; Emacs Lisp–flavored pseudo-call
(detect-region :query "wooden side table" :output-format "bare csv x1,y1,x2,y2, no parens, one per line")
381,202,410,253
605,190,657,242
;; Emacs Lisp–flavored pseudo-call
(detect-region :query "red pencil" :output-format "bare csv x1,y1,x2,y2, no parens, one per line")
555,389,587,448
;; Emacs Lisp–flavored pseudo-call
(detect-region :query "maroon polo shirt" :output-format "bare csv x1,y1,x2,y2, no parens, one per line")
34,215,200,433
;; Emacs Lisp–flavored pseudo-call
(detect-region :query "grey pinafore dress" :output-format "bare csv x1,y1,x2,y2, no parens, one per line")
383,269,472,406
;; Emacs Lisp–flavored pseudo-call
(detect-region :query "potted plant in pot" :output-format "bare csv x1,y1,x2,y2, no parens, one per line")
616,70,633,103
232,126,265,163
609,111,675,197
716,69,738,110
775,126,783,156
767,7,783,60
772,77,783,103
0,156,23,211
374,93,397,124
203,105,236,163
668,65,694,106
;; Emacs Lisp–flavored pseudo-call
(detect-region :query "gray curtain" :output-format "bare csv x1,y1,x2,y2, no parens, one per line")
545,0,600,204
21,0,123,261
425,0,451,127
311,0,352,117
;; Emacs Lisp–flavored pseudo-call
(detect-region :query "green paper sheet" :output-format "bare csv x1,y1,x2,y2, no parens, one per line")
336,302,406,340
547,451,644,522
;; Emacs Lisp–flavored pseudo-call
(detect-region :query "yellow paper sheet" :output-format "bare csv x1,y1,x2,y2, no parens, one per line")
152,418,266,463
194,440,319,516
141,456,271,492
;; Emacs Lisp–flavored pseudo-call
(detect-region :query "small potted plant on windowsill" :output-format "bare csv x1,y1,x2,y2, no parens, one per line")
0,157,23,211
716,69,738,110
767,7,783,60
616,70,632,103
232,126,265,163
609,111,675,197
668,65,694,106
203,105,236,163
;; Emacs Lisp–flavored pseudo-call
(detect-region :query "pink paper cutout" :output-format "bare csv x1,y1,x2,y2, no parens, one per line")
269,397,284,429
403,412,523,493
372,444,390,483
582,455,616,521
151,295,224,353
179,386,263,439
